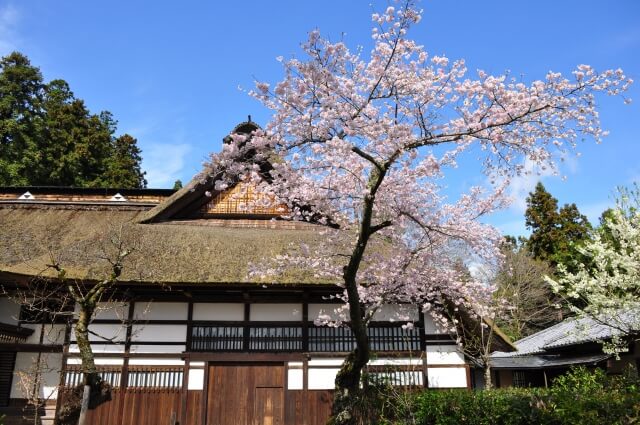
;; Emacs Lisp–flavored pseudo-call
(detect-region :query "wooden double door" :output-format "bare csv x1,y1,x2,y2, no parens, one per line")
206,363,284,425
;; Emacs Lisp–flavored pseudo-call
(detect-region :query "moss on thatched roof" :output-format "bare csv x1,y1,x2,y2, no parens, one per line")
0,207,328,284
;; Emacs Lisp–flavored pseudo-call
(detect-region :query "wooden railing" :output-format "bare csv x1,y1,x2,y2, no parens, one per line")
0,322,34,343
190,322,422,353
64,366,183,389
64,366,122,387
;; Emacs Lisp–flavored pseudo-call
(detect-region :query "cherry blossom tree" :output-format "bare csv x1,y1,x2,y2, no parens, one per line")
204,1,631,422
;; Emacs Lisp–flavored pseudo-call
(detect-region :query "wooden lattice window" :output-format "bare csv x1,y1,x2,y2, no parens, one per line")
201,182,288,216
190,322,422,353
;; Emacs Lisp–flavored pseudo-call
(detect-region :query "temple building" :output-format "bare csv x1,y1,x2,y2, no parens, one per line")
0,121,511,425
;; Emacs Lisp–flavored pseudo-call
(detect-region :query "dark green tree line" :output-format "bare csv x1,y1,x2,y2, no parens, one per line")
0,52,146,188
525,182,591,271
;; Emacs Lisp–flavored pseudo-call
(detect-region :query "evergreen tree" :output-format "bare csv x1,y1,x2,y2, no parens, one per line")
525,182,561,260
103,134,147,188
172,179,183,190
556,203,592,267
0,52,45,185
524,182,591,270
0,52,147,188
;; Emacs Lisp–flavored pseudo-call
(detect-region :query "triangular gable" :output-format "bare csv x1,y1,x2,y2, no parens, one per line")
138,119,285,223
201,181,288,217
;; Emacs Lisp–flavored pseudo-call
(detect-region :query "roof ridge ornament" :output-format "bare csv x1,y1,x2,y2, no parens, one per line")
110,193,128,202
18,191,34,200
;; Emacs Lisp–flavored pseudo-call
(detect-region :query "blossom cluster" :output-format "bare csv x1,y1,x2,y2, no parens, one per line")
204,0,630,331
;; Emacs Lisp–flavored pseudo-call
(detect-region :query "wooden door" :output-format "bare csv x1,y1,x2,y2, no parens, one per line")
206,363,284,425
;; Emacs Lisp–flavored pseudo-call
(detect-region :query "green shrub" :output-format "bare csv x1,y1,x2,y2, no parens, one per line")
401,367,640,425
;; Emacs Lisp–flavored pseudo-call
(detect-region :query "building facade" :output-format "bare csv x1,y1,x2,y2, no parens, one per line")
0,122,501,425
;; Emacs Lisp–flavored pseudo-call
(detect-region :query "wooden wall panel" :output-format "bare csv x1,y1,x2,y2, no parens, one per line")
284,390,333,425
186,390,203,425
306,391,333,425
85,388,123,425
120,388,181,425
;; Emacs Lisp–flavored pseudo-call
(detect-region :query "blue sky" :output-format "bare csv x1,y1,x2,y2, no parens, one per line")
1,0,638,236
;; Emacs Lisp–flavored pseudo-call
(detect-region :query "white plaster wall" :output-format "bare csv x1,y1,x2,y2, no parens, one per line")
130,324,187,342
133,302,188,320
68,344,124,354
93,302,129,321
250,303,302,321
193,303,244,321
288,369,303,390
426,346,465,365
308,368,340,390
11,352,63,400
287,362,303,390
22,323,66,345
308,303,346,322
129,344,186,353
369,357,423,366
129,359,184,365
308,358,344,367
188,368,204,390
423,313,443,334
371,304,419,322
427,367,468,388
66,358,124,366
0,297,21,324
69,323,126,343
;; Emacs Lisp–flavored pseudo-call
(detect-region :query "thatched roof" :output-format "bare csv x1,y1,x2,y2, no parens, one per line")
0,206,328,285
0,202,515,351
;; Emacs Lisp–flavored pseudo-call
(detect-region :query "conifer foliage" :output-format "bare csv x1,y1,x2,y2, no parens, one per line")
525,182,591,270
0,52,146,188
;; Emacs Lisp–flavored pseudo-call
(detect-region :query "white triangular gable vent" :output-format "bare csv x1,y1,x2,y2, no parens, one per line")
18,191,34,200
110,193,127,202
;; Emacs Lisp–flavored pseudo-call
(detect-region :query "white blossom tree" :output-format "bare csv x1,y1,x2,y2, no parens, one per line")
548,202,640,354
204,1,631,422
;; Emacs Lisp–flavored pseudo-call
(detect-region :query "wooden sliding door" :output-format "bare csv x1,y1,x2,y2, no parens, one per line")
206,363,284,425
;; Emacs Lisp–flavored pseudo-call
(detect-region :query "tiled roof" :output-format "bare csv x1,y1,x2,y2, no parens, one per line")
493,309,640,358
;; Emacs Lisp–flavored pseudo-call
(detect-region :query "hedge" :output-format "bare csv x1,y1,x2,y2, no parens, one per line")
408,367,640,425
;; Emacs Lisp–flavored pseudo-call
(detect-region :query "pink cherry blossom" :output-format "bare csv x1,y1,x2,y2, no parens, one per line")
204,1,630,421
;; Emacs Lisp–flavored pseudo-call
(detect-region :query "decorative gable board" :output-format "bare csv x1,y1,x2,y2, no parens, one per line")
200,181,288,217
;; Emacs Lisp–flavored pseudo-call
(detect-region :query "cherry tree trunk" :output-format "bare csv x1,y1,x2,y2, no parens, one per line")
484,365,493,390
329,322,370,425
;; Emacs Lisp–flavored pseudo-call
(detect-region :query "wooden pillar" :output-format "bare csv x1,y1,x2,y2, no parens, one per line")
180,301,193,425
117,301,135,424
54,321,72,421
243,293,251,352
303,357,309,425
418,307,428,388
200,361,210,425
302,293,309,353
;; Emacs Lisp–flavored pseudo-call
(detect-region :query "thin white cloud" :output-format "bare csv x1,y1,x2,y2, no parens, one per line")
0,4,19,55
580,200,614,226
494,219,528,238
501,151,582,214
143,143,191,188
506,158,556,213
